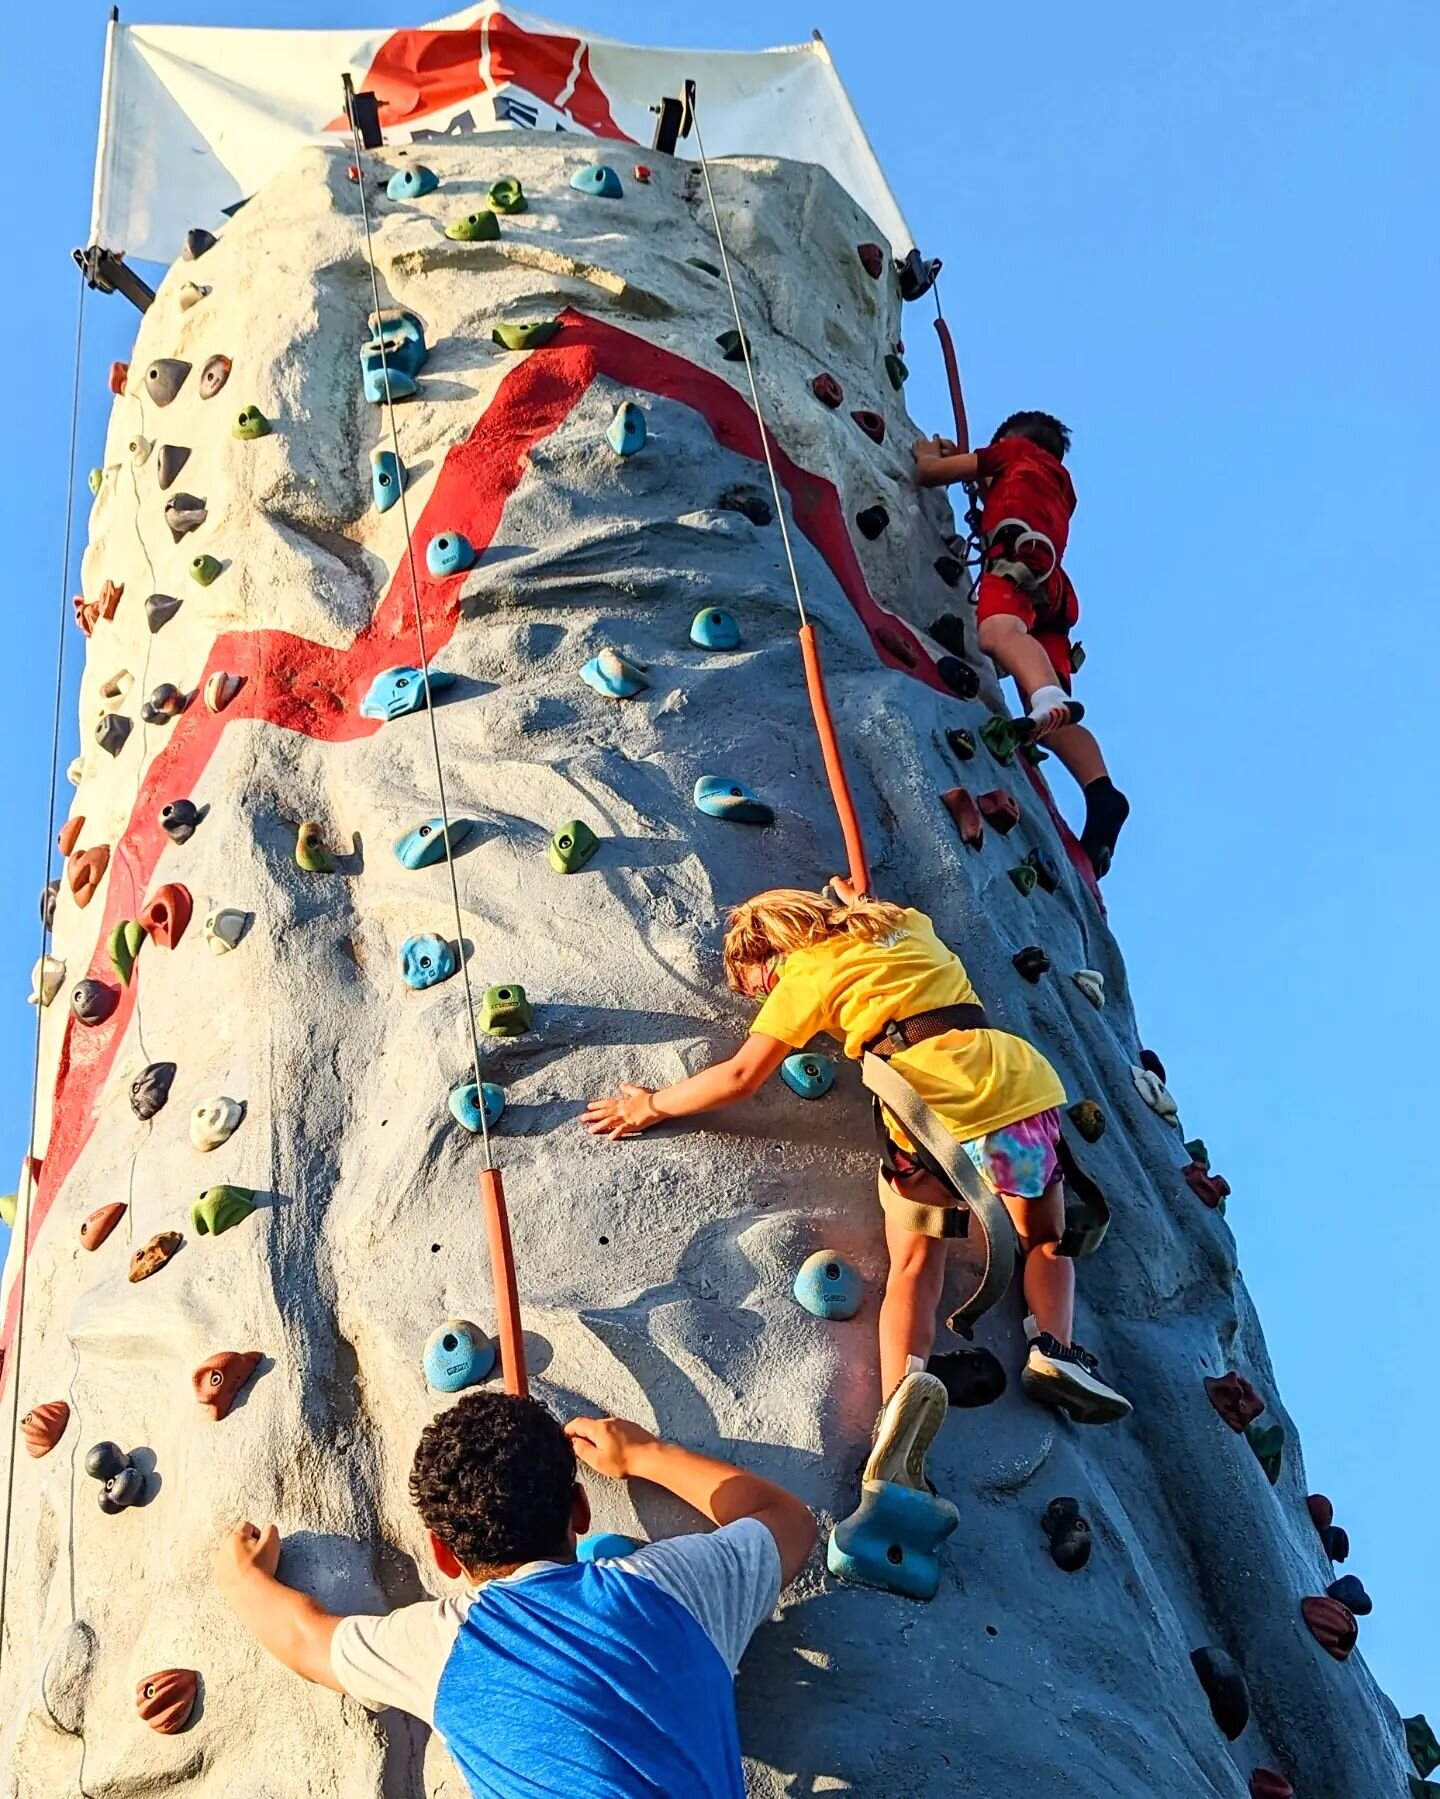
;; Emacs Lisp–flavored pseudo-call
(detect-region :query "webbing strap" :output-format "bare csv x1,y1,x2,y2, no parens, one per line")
876,1171,968,1241
861,1052,1017,1336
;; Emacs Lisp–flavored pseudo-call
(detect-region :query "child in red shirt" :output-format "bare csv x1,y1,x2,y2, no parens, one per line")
914,411,1129,877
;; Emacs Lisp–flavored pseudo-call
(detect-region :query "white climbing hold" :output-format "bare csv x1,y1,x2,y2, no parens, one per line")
205,672,244,713
99,670,133,701
1131,1065,1179,1125
65,758,84,786
128,436,153,468
1073,970,1105,1008
204,909,249,954
178,282,211,311
28,957,66,1007
190,1096,245,1152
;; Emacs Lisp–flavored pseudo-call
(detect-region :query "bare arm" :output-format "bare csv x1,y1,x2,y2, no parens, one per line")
913,436,981,488
567,1418,816,1585
584,1033,791,1140
215,1523,345,1692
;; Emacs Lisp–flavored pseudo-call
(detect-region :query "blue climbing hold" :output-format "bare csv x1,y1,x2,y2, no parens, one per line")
361,346,417,404
400,934,457,991
393,818,474,869
690,608,741,651
793,1251,863,1320
368,310,428,379
387,164,439,201
426,532,476,578
423,1319,496,1392
577,1531,641,1562
581,650,648,699
828,1481,960,1602
694,777,774,826
570,165,623,199
606,402,646,456
370,448,404,513
781,1052,837,1099
361,665,456,723
448,1081,506,1134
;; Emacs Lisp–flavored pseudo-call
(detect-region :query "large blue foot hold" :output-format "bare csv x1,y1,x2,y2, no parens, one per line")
400,934,457,990
570,164,624,198
394,818,474,869
581,650,648,699
368,309,428,378
361,665,455,722
423,1319,495,1391
792,1250,862,1319
780,1052,836,1099
361,348,418,404
827,1480,959,1601
577,1531,641,1561
694,776,773,825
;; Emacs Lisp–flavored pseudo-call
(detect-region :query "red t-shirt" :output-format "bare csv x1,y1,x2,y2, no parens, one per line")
974,436,1076,561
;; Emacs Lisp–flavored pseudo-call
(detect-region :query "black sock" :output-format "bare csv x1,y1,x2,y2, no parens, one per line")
1081,776,1130,873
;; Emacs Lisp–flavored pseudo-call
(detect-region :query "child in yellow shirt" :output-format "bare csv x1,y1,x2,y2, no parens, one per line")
584,885,1130,1470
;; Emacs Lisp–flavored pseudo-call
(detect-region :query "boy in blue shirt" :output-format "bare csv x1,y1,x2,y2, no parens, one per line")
215,1392,815,1799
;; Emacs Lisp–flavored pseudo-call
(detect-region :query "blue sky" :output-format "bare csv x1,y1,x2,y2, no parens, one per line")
8,0,1436,1717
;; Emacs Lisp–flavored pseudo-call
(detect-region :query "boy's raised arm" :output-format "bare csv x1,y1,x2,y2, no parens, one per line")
913,435,981,488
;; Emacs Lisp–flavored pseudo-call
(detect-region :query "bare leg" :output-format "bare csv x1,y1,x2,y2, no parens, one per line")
978,613,1061,707
878,1192,949,1399
997,1180,1074,1345
1045,722,1107,788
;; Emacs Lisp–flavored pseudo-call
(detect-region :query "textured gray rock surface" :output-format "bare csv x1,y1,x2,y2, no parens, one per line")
0,135,1410,1795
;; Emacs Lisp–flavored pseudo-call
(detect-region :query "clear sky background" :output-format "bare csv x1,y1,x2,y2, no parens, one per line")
6,0,1436,1719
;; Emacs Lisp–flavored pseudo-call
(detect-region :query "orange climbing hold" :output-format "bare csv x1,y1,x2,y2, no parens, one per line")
80,1203,126,1250
193,1350,263,1421
20,1400,69,1458
136,1669,198,1734
57,816,84,857
67,845,110,910
109,361,128,396
141,883,193,948
942,788,984,851
1301,1594,1359,1662
1205,1371,1265,1431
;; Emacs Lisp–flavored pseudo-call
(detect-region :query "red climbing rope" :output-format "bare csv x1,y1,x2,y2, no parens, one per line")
798,625,871,896
933,310,971,453
479,1169,527,1397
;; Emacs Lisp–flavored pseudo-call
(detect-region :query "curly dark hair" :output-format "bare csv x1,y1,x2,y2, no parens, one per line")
409,1392,577,1573
993,410,1072,461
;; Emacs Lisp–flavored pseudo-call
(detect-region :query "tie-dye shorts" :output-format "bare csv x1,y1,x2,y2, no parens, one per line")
885,1107,1062,1202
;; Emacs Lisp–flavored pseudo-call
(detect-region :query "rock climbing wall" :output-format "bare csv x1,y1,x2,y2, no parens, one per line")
0,134,1415,1796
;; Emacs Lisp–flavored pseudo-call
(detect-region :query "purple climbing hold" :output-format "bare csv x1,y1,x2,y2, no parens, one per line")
811,373,844,408
851,409,885,445
857,243,885,278
156,445,191,491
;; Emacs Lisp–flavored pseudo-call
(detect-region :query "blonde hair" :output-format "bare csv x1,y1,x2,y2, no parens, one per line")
722,888,907,991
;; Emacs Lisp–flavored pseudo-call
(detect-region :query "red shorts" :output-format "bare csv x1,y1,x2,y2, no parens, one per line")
976,570,1079,695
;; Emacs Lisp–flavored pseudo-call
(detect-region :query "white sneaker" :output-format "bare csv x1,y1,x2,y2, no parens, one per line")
864,1367,949,1489
1022,1333,1132,1425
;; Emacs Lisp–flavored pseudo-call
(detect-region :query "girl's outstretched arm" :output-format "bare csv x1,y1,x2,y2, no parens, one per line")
584,1034,792,1140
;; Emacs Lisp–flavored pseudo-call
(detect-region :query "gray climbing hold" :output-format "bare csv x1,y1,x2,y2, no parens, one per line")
164,494,208,542
146,592,183,633
686,256,722,277
71,979,118,1027
40,880,58,931
156,445,191,492
131,1062,177,1121
204,908,248,953
183,227,217,260
1072,969,1105,1008
160,799,199,843
144,360,191,407
95,712,131,757
199,354,232,399
1131,1065,1180,1124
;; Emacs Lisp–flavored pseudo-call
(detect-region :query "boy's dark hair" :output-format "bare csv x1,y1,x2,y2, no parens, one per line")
993,410,1072,461
409,1392,577,1572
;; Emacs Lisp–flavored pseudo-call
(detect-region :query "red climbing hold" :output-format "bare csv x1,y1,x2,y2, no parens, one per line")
1184,1162,1232,1209
193,1350,263,1422
67,845,110,910
346,164,362,182
857,242,885,278
1205,1371,1266,1432
811,373,844,409
875,624,917,667
136,1668,198,1734
1307,1493,1334,1532
977,790,1020,834
1250,1774,1294,1799
851,409,885,445
141,883,193,949
633,164,652,182
1302,1594,1359,1662
941,788,984,851
109,362,128,396
80,1203,127,1250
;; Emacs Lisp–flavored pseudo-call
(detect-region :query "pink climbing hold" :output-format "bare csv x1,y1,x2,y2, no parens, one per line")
1301,1594,1359,1662
977,790,1020,834
1249,1774,1294,1799
857,242,885,278
1184,1162,1232,1209
942,788,984,851
1204,1371,1266,1432
851,409,885,445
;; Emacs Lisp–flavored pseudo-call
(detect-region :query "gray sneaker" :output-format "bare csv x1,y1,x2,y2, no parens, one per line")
1022,1332,1132,1425
864,1364,950,1488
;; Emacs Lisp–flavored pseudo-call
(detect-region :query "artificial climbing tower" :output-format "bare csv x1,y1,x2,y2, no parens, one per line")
0,128,1421,1796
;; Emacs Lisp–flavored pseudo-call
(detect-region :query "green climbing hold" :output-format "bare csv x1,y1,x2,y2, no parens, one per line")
0,1195,14,1227
445,210,501,242
1406,1716,1440,1780
1246,1420,1285,1485
1020,743,1049,766
1008,864,1038,896
885,353,908,391
486,177,526,214
296,821,335,873
716,329,748,363
190,554,222,586
548,820,600,874
88,468,103,496
981,715,1020,765
686,257,722,277
1410,1780,1440,1798
107,920,145,986
492,321,561,351
1185,1138,1210,1170
481,985,532,1037
191,1184,257,1237
232,406,271,440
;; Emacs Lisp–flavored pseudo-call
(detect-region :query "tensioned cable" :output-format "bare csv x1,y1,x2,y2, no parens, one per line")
0,266,89,1667
343,89,494,1169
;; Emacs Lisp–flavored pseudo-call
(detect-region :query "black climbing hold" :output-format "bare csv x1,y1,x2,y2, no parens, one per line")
811,373,844,408
934,555,964,588
895,248,942,302
1321,1524,1350,1563
199,354,232,399
929,615,968,659
1041,1497,1093,1573
1190,1646,1250,1740
851,409,885,444
1056,1130,1112,1258
1407,1716,1440,1779
146,592,183,634
928,1347,1006,1409
99,1465,146,1514
96,713,131,757
885,352,908,391
1012,947,1051,983
936,657,980,700
40,880,58,931
71,978,118,1027
160,799,199,844
945,728,976,762
164,494,208,542
144,360,191,407
1327,1575,1372,1616
142,683,186,725
715,328,748,363
1068,1099,1106,1144
1025,847,1061,894
156,446,191,492
718,486,772,527
856,243,885,278
84,1440,131,1482
685,256,722,277
183,227,217,260
1139,1046,1167,1083
131,1061,177,1121
855,505,889,540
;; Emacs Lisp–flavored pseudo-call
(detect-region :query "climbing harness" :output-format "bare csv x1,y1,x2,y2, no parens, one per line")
689,85,870,897
983,518,1059,590
343,77,525,1397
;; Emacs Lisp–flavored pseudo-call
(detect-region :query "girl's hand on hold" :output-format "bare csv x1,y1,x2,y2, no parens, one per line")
828,874,857,906
583,1084,662,1139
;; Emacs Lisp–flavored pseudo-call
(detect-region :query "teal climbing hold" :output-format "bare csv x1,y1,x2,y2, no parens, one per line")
492,321,561,351
486,177,526,214
394,818,473,870
370,448,404,513
694,777,773,826
570,165,623,198
1246,1420,1285,1485
423,1320,495,1392
828,1481,959,1602
445,210,500,242
361,665,455,722
400,934,457,991
781,1053,836,1100
793,1251,862,1320
581,650,648,699
1008,864,1038,896
190,554,222,587
481,985,532,1037
232,405,271,441
606,401,646,456
716,329,747,362
448,1081,505,1134
426,532,476,578
690,608,741,651
191,1185,256,1237
361,345,417,404
387,164,438,200
369,310,428,378
578,1531,642,1561
548,820,600,874
981,715,1020,765
885,352,908,390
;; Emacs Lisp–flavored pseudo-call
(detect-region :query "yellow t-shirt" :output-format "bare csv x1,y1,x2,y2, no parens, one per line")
751,907,1065,1147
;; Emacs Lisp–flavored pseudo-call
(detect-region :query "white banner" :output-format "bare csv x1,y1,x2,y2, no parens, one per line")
91,4,913,265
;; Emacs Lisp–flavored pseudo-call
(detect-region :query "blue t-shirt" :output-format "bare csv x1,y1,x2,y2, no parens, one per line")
331,1519,782,1799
